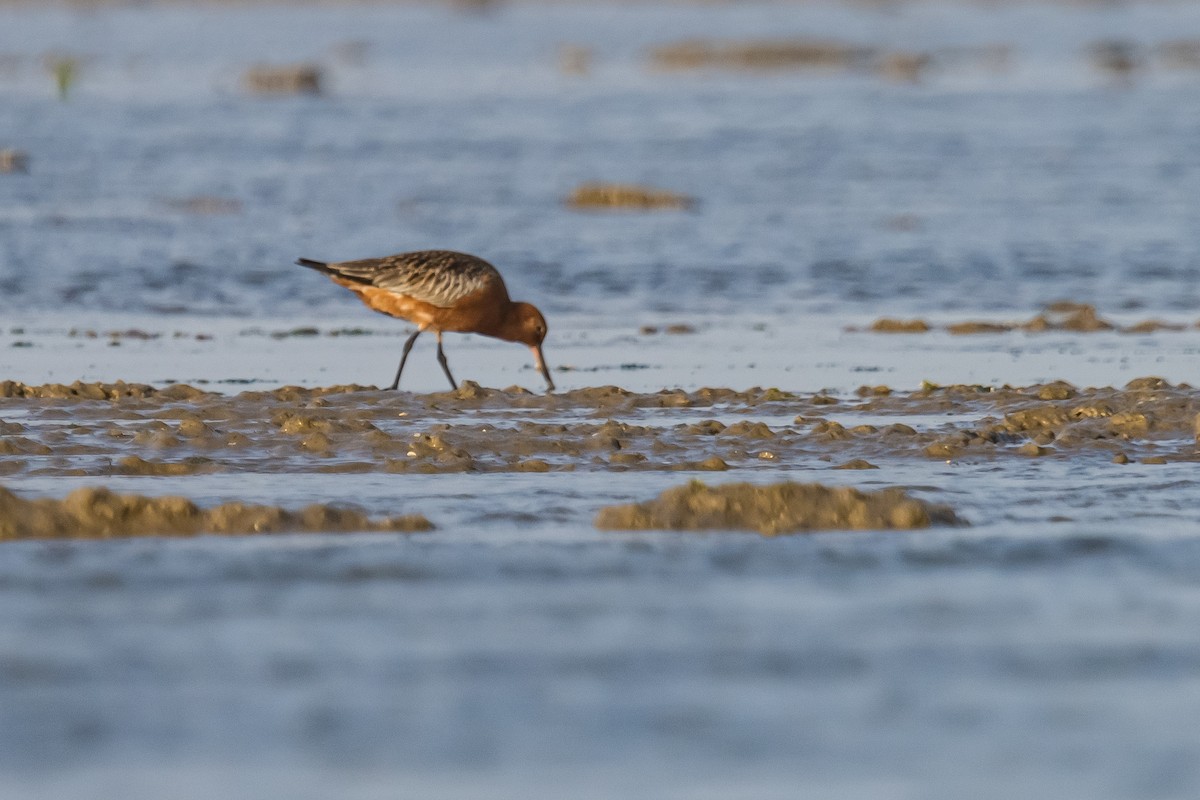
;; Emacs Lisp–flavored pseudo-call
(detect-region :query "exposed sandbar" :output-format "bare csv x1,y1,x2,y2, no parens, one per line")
856,303,1196,336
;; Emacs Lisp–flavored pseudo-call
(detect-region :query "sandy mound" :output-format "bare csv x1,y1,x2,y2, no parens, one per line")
565,182,693,210
595,480,961,535
648,38,873,71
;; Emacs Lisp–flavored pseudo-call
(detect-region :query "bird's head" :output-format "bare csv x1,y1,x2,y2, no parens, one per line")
507,302,554,391
508,302,549,347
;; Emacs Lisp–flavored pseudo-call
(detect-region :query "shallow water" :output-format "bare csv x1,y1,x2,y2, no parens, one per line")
5,2,1200,319
6,1,1200,797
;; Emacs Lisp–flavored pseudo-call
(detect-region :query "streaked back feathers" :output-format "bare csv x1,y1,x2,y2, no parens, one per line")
297,250,504,309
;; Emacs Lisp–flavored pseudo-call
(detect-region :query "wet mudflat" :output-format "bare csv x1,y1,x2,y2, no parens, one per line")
2,373,1199,489
7,0,1200,797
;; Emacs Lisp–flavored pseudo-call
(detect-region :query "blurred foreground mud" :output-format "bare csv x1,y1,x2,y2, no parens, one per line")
0,484,432,540
595,479,960,535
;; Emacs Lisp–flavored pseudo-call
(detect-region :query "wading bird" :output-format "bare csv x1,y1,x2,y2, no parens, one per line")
297,250,554,391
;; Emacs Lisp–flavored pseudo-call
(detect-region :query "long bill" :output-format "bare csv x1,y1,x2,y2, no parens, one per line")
532,344,555,392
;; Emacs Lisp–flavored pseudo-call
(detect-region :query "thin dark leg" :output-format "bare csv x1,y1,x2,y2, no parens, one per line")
435,332,457,390
388,329,422,391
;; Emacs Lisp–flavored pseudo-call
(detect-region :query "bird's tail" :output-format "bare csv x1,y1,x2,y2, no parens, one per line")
296,257,333,273
296,257,377,286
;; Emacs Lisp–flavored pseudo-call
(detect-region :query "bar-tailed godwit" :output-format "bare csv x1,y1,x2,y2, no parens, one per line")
297,250,554,391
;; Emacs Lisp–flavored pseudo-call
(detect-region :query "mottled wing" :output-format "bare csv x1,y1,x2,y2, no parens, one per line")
330,250,504,308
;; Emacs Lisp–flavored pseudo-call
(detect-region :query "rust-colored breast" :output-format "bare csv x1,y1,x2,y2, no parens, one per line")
341,278,511,338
